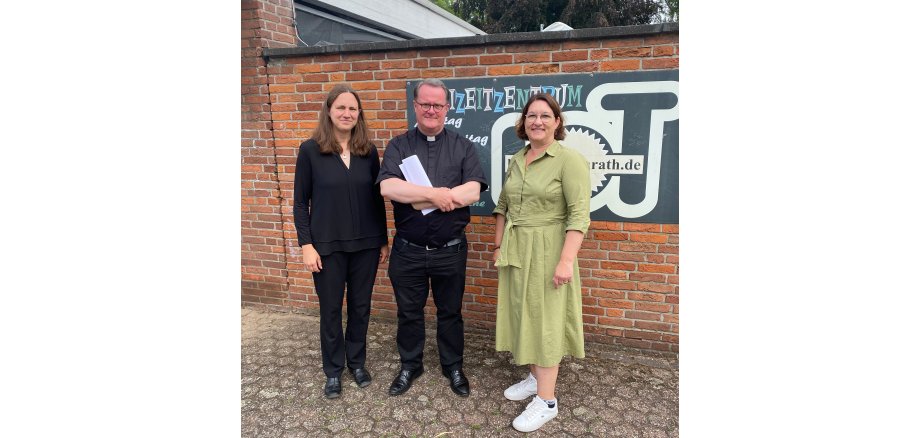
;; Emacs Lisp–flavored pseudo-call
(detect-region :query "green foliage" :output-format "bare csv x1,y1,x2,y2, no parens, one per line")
452,0,489,30
429,0,454,13
435,0,669,33
558,0,663,28
663,0,678,22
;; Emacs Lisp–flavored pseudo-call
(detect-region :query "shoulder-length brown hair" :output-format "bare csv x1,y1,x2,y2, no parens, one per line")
311,84,373,157
515,93,566,141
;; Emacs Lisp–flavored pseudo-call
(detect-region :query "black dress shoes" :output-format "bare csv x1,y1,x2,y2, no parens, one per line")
324,377,341,399
388,366,424,396
442,368,470,397
349,367,372,388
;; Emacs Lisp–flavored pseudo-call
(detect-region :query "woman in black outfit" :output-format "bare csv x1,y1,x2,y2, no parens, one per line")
293,84,389,399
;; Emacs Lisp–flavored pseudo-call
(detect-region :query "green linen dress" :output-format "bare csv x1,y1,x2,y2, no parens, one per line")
493,141,591,367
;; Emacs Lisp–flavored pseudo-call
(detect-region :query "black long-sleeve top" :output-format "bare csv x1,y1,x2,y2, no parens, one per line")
293,139,387,255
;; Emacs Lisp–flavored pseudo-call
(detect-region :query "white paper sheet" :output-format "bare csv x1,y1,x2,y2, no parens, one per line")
398,155,436,215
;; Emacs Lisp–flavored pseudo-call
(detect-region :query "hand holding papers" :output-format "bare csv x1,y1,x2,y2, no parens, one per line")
398,155,436,215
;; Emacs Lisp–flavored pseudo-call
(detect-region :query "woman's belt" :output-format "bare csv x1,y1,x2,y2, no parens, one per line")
494,217,564,268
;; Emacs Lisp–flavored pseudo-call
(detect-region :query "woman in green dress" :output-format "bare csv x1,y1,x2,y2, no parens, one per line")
492,93,591,433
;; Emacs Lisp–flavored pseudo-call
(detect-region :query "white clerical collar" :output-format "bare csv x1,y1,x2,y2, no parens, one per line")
417,127,444,142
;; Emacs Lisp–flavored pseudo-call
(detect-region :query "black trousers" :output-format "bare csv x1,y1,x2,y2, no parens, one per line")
388,237,467,373
312,247,380,378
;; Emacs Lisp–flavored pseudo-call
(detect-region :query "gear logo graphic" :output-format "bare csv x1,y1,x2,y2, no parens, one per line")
562,125,615,195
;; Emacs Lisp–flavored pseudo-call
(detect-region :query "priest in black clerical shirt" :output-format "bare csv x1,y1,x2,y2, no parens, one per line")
377,78,488,398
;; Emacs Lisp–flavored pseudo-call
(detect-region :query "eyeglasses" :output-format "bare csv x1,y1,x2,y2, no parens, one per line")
415,101,447,112
525,113,555,122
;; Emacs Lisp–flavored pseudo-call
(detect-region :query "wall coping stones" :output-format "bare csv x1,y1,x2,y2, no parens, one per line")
263,22,678,60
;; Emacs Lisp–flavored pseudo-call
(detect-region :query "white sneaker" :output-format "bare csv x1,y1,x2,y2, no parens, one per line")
503,373,538,401
512,395,558,432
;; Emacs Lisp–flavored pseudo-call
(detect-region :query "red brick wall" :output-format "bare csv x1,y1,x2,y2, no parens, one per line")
240,0,679,357
241,0,296,310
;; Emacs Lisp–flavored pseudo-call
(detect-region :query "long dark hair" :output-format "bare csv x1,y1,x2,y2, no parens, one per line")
311,84,373,157
515,92,566,141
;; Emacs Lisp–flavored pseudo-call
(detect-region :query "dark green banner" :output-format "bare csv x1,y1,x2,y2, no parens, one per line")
406,70,678,223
